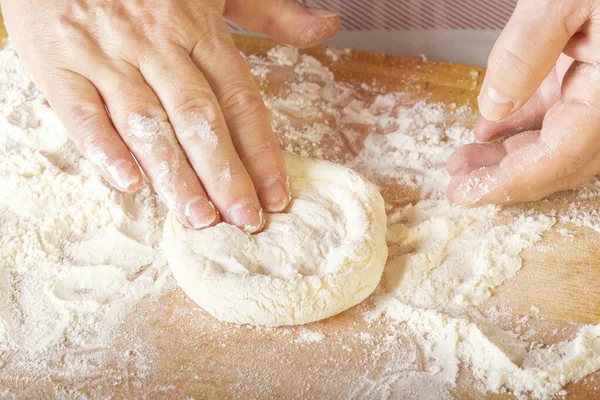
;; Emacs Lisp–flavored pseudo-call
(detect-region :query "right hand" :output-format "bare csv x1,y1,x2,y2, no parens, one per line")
1,0,340,232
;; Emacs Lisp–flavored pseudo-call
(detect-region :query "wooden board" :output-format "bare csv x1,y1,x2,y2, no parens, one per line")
2,13,600,399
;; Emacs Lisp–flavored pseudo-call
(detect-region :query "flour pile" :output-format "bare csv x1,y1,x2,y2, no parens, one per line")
1,38,600,398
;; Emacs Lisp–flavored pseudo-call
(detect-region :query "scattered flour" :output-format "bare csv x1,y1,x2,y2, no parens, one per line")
358,332,374,343
0,43,173,382
325,47,352,62
295,329,325,344
2,40,600,399
559,201,600,234
267,46,299,66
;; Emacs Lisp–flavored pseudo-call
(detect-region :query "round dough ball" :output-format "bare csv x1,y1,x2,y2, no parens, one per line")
163,153,387,326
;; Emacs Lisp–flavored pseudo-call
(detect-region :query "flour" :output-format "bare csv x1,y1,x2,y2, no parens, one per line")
186,112,218,147
2,39,600,398
296,328,325,344
127,112,161,138
559,201,600,234
267,46,299,66
0,44,172,379
219,158,232,183
385,202,554,310
325,47,352,62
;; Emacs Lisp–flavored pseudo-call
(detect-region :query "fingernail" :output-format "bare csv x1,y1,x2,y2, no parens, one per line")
185,198,218,229
109,160,139,190
259,176,291,213
478,85,514,122
229,201,264,233
307,7,339,18
452,170,495,206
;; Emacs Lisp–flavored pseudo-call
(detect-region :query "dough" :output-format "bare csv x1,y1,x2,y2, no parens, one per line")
163,153,387,326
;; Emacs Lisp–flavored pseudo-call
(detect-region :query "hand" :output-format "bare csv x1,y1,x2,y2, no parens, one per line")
446,0,600,206
1,0,340,231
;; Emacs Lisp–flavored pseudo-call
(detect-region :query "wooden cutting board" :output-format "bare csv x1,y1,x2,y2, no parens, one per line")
2,14,600,399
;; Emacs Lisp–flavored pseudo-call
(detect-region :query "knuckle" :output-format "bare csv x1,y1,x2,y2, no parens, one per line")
219,86,266,120
539,137,586,179
126,103,170,125
239,140,274,164
190,20,228,55
67,102,105,127
55,16,82,42
123,104,171,139
173,96,221,126
132,11,162,36
130,106,169,123
547,145,586,178
556,153,586,177
81,131,110,150
494,47,535,87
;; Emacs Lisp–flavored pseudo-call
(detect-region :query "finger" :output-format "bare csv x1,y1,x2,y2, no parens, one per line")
446,132,539,204
43,69,142,192
191,23,290,213
224,0,341,47
140,48,265,233
478,0,589,121
563,20,600,62
450,100,600,206
474,67,561,142
92,65,219,230
446,131,540,204
446,143,507,176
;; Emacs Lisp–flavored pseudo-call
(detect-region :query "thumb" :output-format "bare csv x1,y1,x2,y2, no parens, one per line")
224,0,341,48
479,0,589,121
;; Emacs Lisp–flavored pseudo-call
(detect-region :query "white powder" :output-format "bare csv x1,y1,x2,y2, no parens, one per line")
0,43,173,381
267,46,299,66
185,112,218,148
559,201,600,234
325,47,352,62
295,328,325,344
2,39,600,399
358,332,374,343
219,158,232,183
127,112,161,138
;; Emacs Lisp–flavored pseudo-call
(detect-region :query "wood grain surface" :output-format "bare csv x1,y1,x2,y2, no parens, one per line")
2,13,600,399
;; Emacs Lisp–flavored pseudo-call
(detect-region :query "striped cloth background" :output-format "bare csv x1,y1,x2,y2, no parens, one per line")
229,0,518,32
228,0,519,65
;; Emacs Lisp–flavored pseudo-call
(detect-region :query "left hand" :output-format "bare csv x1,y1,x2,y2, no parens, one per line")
446,0,600,206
